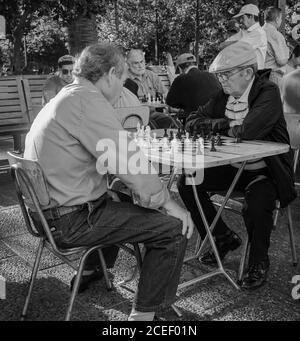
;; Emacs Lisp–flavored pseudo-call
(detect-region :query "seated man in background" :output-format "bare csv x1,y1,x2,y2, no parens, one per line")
166,53,221,125
178,41,296,290
126,48,174,128
263,6,289,86
42,54,75,105
25,43,193,321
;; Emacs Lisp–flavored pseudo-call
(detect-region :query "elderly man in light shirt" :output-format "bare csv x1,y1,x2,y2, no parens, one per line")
180,41,296,290
24,43,193,321
222,4,267,70
263,6,289,86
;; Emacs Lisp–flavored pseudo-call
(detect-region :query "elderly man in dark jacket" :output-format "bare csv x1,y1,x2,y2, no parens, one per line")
179,41,296,290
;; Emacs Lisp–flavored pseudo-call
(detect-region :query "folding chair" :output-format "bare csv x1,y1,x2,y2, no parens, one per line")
114,105,150,131
7,152,142,321
209,117,300,283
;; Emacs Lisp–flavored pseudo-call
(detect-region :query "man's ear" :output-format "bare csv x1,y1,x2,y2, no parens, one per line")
106,67,116,87
245,67,254,80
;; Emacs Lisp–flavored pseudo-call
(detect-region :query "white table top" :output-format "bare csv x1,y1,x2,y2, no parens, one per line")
142,129,290,169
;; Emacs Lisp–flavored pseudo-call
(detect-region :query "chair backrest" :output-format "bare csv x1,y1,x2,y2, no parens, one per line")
21,75,48,122
7,152,58,246
0,76,30,126
284,113,300,150
7,152,50,207
115,105,150,130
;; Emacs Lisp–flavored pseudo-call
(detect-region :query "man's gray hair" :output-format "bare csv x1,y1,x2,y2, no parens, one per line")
126,49,145,61
73,43,125,84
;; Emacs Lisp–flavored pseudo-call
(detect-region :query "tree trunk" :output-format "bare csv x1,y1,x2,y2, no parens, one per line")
195,0,200,65
12,11,30,74
12,31,23,74
66,15,98,56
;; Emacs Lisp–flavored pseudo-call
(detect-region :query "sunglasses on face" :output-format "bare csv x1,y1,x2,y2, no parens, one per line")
62,69,73,75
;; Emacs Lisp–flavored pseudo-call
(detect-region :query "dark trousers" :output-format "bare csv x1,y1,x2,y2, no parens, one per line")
177,165,277,265
37,194,187,312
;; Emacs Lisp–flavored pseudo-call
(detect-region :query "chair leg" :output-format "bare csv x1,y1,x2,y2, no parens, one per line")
238,236,249,285
97,249,113,291
133,243,143,271
21,239,44,321
287,206,298,266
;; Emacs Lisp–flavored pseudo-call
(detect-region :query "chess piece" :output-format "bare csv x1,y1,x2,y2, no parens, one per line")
170,135,179,155
210,136,217,152
197,137,204,155
216,133,222,146
163,128,168,138
152,132,159,150
235,136,242,143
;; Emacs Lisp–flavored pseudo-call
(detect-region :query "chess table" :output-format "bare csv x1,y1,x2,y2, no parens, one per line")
143,129,290,291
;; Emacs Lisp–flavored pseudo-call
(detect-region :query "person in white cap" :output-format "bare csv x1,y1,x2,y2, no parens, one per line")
221,4,267,70
178,41,296,290
166,53,221,123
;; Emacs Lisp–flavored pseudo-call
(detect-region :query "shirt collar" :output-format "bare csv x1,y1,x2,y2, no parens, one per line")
247,22,260,32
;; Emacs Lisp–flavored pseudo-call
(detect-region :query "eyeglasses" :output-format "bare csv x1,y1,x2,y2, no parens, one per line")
215,68,244,81
62,69,73,75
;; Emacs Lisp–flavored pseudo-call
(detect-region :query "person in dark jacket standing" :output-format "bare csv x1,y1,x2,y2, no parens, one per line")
166,53,221,124
179,41,296,290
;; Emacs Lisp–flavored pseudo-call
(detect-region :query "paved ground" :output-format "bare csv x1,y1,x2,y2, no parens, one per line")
0,136,300,321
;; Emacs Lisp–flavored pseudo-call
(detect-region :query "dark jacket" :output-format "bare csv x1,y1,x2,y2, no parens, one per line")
186,69,297,208
166,67,221,116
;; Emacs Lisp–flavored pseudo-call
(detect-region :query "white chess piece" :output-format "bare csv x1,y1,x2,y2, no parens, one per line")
152,132,159,151
197,137,204,154
170,136,179,155
184,132,192,152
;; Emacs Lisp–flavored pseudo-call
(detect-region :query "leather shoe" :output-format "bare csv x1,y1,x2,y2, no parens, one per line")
200,229,242,266
70,270,103,294
240,260,269,290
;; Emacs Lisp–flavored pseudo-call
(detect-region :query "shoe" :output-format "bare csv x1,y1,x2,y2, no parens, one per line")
200,229,242,266
70,270,103,294
240,260,270,290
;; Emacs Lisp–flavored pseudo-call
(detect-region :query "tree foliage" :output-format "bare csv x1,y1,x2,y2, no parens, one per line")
1,0,300,73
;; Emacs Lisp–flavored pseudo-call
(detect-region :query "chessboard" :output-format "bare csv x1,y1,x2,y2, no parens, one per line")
131,126,246,170
134,127,243,152
140,94,167,109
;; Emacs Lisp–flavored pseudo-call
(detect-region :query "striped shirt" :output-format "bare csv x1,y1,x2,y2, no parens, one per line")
225,78,267,170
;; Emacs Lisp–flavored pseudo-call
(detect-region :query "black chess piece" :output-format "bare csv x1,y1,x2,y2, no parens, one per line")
210,136,217,152
216,133,222,146
177,128,181,139
169,131,174,141
163,128,168,138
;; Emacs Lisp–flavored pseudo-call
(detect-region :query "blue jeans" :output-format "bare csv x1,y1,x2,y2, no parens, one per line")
35,194,187,312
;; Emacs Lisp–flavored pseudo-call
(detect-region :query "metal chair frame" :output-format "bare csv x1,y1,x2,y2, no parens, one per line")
8,153,142,321
210,147,299,283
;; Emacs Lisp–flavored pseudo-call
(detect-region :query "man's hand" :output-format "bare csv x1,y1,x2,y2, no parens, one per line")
163,199,194,239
